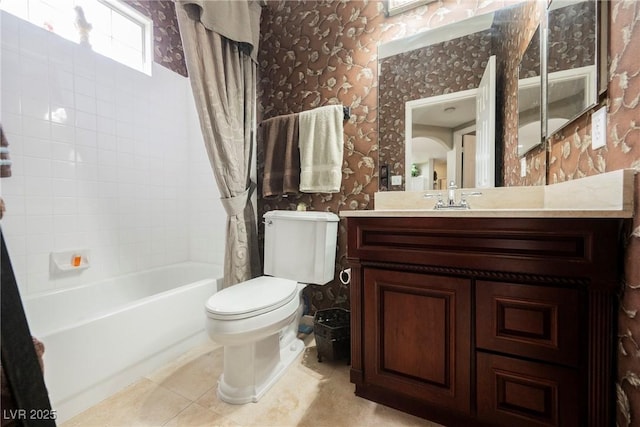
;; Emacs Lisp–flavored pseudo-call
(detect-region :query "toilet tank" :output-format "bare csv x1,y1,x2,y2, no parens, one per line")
263,210,339,285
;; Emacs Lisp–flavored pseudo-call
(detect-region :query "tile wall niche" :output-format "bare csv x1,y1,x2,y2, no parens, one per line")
0,11,224,297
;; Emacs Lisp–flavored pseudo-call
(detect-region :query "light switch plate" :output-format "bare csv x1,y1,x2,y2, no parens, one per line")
391,175,402,186
520,157,527,177
592,107,607,149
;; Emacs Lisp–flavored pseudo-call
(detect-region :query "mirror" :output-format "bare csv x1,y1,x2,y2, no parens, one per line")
404,56,496,191
517,26,543,157
378,3,536,191
378,0,600,190
405,89,477,191
546,0,598,137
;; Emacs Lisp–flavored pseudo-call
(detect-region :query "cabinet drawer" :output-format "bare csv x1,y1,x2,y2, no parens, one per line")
477,352,582,427
476,281,582,366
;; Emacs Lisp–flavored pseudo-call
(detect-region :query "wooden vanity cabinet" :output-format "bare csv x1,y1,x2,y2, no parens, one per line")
345,215,624,427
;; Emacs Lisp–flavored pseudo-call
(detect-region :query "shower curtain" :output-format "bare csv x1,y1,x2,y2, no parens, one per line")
176,0,262,287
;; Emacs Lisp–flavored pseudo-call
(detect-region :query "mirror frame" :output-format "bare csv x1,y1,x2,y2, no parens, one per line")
517,24,544,158
544,0,603,140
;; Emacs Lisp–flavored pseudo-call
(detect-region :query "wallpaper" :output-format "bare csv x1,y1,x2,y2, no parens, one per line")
257,0,640,424
123,0,187,76
258,0,384,312
543,1,640,425
547,0,596,74
257,0,513,314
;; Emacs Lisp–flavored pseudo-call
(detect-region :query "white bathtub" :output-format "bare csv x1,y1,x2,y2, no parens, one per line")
23,262,222,423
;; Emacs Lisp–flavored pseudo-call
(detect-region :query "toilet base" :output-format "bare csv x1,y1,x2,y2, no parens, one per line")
217,332,305,404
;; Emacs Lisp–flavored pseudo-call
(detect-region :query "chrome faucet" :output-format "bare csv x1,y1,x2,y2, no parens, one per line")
424,181,482,210
447,181,457,206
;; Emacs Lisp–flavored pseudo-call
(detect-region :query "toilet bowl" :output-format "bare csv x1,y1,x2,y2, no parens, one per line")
204,210,339,404
205,276,305,404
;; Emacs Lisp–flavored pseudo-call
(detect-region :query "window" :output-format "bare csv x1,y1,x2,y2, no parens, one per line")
0,0,153,74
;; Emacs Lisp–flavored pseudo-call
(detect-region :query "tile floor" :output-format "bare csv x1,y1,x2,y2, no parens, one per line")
62,334,442,427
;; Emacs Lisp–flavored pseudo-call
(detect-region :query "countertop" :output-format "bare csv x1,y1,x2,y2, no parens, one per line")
340,169,636,219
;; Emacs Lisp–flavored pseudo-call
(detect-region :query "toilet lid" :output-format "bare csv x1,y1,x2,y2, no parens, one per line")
205,276,299,320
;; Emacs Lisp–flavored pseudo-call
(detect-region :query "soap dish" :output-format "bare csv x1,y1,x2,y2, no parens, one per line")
50,250,90,273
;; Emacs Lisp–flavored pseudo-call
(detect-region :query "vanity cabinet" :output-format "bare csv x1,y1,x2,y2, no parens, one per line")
345,215,624,427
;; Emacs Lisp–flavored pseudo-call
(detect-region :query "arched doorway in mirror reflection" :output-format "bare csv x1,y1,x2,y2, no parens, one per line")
405,56,495,191
406,89,478,191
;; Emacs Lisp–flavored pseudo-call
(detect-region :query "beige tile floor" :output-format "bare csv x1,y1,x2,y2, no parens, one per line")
62,334,442,427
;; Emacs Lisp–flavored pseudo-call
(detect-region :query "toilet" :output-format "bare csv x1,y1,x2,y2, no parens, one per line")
205,210,339,404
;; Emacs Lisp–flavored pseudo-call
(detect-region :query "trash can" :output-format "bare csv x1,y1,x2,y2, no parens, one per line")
313,308,350,363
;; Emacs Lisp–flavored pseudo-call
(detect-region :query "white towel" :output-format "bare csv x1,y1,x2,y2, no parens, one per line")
298,105,344,193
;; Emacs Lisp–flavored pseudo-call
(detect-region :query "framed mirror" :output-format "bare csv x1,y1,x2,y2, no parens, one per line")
545,0,598,138
377,2,542,191
517,26,543,157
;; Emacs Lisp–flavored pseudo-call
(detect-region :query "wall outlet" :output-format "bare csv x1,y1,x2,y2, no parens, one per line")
520,157,527,178
391,175,402,186
591,107,607,149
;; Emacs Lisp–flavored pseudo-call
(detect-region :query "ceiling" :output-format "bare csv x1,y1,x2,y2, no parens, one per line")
411,94,476,128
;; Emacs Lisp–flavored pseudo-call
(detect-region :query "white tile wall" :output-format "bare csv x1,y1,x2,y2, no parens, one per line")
1,11,226,296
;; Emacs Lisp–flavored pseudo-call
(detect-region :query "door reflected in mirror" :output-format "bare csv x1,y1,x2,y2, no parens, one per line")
405,56,496,190
406,90,476,191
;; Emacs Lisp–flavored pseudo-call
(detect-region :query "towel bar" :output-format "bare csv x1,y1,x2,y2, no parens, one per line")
343,106,351,120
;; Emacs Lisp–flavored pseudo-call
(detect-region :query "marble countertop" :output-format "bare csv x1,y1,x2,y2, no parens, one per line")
340,169,636,219
339,208,632,218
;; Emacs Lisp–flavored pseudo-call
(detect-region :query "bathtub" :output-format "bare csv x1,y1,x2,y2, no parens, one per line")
23,262,222,423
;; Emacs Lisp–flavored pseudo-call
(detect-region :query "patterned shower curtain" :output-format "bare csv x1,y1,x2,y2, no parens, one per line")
175,0,262,287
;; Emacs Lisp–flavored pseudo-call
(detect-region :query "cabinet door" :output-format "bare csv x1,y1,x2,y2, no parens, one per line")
363,268,471,413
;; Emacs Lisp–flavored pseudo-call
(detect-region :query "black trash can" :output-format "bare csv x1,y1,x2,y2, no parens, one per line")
313,308,350,363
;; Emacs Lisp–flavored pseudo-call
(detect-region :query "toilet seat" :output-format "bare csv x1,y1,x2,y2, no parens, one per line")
205,276,299,320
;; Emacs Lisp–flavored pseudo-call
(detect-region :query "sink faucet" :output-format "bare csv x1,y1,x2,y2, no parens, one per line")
424,181,482,210
447,181,457,206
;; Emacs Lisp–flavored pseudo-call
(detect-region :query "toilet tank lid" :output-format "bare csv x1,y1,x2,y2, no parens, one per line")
263,210,339,222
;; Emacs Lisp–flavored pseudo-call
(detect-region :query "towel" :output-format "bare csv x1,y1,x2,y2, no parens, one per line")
260,113,300,198
0,124,12,178
298,105,344,193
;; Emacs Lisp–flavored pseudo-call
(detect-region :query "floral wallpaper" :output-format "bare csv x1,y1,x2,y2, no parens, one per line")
257,0,514,313
123,0,187,76
258,0,383,313
547,0,596,74
542,1,640,425
258,0,640,424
